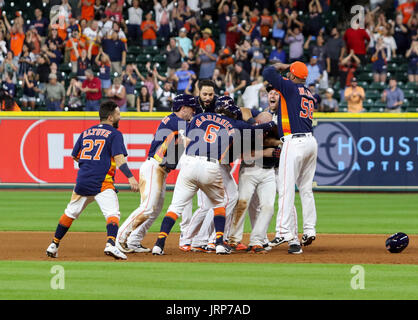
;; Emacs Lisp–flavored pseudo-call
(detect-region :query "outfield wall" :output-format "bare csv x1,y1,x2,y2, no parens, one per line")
1,112,417,191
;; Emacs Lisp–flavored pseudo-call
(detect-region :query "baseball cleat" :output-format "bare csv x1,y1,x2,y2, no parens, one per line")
288,244,303,254
248,245,268,254
268,237,287,247
216,244,232,255
229,242,248,252
263,243,272,251
191,245,215,253
207,243,216,250
152,245,164,255
46,243,59,258
116,241,135,253
104,243,127,260
179,244,191,252
127,243,151,253
301,234,316,247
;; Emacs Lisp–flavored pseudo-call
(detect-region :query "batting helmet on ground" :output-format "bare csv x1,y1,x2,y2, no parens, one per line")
214,96,241,119
385,232,409,253
172,94,199,112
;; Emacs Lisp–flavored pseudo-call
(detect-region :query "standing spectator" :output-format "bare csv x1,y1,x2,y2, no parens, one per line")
344,77,365,113
216,48,235,75
272,15,286,42
122,64,139,108
339,49,360,91
195,28,216,53
260,8,273,39
35,54,50,102
176,27,193,56
247,39,265,81
18,44,36,80
217,0,233,48
2,13,25,59
81,69,102,111
225,14,241,51
95,49,112,90
31,8,49,40
66,77,83,111
101,32,126,75
269,40,286,63
325,27,344,85
25,28,42,55
184,49,199,75
380,26,397,61
391,14,410,56
83,20,101,60
81,0,95,21
306,56,321,85
0,51,18,82
75,46,93,81
372,37,387,83
141,11,158,46
153,0,174,40
211,68,223,94
0,32,7,64
231,61,251,96
381,78,404,113
305,35,327,72
49,63,65,86
285,26,304,63
66,29,87,73
45,42,63,66
47,27,64,52
343,25,370,65
172,0,192,32
22,71,39,111
128,0,143,42
153,70,176,112
174,62,196,94
306,0,323,37
138,62,156,95
93,0,105,19
2,73,16,98
166,38,184,73
136,86,154,112
106,77,127,111
397,0,416,25
406,40,418,83
241,76,264,109
105,2,122,22
197,44,218,79
44,74,65,111
320,88,339,112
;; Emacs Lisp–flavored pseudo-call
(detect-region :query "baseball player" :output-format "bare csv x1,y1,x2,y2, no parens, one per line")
152,100,276,255
228,88,282,253
46,101,139,260
180,85,258,252
263,61,318,254
116,94,199,253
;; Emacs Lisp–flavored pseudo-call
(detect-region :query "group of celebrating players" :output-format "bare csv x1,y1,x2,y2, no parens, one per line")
46,61,318,260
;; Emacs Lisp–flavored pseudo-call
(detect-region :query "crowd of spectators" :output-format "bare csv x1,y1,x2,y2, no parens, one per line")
0,0,417,113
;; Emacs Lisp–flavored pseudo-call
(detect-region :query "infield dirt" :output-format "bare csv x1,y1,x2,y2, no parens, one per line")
0,232,417,264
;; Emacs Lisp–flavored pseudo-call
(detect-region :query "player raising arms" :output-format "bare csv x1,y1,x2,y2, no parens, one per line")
152,97,276,255
116,94,199,253
263,61,318,254
46,101,139,260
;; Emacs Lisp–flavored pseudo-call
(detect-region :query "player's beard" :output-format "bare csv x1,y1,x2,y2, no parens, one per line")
113,120,119,129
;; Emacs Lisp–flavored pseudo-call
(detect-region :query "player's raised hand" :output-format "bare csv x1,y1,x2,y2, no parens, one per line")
128,177,140,192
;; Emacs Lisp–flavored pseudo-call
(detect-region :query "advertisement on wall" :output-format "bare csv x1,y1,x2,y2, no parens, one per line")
313,119,418,189
1,116,417,190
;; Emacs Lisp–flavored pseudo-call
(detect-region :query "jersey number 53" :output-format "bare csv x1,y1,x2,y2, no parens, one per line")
300,97,314,120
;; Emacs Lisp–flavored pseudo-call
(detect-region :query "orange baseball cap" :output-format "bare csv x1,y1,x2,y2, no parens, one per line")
289,61,308,80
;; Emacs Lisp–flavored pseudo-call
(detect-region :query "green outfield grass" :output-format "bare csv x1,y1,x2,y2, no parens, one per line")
0,190,417,234
0,261,417,300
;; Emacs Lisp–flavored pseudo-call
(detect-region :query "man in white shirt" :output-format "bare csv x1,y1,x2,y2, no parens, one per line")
242,77,265,109
128,0,143,42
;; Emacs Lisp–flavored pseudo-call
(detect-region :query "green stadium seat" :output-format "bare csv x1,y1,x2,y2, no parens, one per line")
403,89,415,99
356,72,373,82
128,46,142,54
369,82,385,90
363,99,374,111
406,106,418,112
404,82,418,90
373,101,386,110
369,107,384,112
365,90,381,100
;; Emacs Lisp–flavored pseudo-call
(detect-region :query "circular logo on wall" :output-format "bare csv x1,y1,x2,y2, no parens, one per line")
313,122,358,186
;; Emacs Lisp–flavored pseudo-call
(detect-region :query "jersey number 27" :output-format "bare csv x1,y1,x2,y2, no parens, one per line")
300,98,314,120
80,139,106,160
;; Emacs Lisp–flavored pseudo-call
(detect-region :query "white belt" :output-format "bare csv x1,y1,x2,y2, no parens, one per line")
187,154,219,164
280,132,312,142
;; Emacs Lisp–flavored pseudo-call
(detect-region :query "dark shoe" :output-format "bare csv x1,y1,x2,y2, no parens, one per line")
268,237,287,247
301,234,316,247
288,244,303,254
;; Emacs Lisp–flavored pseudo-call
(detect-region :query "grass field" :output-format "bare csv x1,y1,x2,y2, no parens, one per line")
1,190,417,300
1,190,418,234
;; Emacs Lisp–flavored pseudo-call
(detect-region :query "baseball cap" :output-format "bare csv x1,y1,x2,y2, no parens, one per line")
289,61,308,80
351,77,358,83
202,28,212,35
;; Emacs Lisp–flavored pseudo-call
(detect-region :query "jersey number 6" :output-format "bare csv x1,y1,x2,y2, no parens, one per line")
203,124,220,144
300,97,314,120
80,139,106,160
